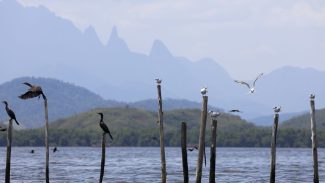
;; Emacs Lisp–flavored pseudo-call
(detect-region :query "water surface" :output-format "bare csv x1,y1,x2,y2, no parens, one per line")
0,147,324,182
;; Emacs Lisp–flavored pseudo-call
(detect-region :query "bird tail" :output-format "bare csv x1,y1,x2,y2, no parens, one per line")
108,132,113,141
14,119,20,125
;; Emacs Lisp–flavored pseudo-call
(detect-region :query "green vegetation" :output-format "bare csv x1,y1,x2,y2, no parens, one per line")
1,107,325,147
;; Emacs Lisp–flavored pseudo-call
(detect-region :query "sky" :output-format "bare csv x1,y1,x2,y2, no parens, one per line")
17,0,325,80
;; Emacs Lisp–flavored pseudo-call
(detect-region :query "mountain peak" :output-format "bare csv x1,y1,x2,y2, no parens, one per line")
106,26,129,52
149,39,172,58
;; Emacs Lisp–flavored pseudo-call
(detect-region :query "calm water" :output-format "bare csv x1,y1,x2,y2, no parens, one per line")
0,147,324,182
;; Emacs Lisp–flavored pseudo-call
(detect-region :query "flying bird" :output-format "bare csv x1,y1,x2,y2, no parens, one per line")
188,144,198,152
2,101,20,125
234,73,263,93
200,87,208,96
0,127,6,132
97,113,113,140
229,109,242,113
155,78,162,84
273,106,281,113
19,82,46,100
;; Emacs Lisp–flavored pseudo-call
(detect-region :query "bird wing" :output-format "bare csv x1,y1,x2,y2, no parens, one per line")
22,82,33,87
100,122,113,140
234,80,251,89
19,91,40,99
253,73,263,87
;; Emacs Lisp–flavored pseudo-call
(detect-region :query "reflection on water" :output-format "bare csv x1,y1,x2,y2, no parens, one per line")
0,147,324,182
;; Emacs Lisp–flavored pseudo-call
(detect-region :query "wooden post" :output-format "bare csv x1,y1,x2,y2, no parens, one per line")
310,94,319,183
195,95,208,183
209,115,218,183
5,119,12,183
156,80,167,183
181,122,189,183
270,111,279,183
44,99,49,183
99,133,106,183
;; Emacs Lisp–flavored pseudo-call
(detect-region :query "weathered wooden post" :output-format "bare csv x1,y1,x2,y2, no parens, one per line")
310,94,319,183
270,106,280,183
44,98,50,183
209,111,220,183
99,133,106,183
181,122,189,183
18,83,49,183
195,87,208,183
156,78,167,183
5,119,12,183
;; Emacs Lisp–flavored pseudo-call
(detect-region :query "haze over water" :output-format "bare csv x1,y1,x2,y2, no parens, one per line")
0,147,324,182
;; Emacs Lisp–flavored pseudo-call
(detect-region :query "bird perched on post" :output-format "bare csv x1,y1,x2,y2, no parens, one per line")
234,73,263,93
200,87,208,96
19,82,46,100
310,93,315,100
273,106,281,113
2,101,20,125
97,113,113,140
209,110,221,119
155,78,162,85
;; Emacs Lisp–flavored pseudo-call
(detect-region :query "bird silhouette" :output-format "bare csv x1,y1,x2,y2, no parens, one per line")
97,113,113,140
0,127,6,132
234,73,263,93
53,146,58,153
188,144,198,151
30,150,35,154
19,82,46,100
2,101,19,125
200,87,208,96
229,109,242,113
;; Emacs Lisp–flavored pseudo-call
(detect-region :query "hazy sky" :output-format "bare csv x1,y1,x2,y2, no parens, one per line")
18,0,325,79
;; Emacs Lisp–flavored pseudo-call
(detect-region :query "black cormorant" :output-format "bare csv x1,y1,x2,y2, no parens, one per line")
19,82,46,100
2,101,19,125
30,150,35,154
53,146,58,153
97,113,113,140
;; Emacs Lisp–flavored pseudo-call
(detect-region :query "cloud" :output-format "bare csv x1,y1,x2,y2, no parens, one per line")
267,2,325,26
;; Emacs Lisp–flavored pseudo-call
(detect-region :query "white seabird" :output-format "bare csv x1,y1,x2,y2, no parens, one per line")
310,93,315,100
273,106,281,113
155,78,162,84
201,87,208,96
234,73,263,93
209,110,221,118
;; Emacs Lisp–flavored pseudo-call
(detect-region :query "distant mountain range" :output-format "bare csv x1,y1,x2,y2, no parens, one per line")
1,0,325,120
0,77,223,128
281,109,325,130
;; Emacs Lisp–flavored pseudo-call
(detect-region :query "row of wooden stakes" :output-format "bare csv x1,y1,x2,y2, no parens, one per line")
155,80,319,183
